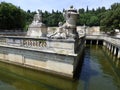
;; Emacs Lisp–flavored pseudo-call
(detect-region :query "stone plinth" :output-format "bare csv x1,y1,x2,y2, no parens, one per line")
27,10,47,37
27,23,47,37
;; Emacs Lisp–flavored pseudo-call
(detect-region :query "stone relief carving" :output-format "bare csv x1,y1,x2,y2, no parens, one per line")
49,22,67,39
27,10,47,37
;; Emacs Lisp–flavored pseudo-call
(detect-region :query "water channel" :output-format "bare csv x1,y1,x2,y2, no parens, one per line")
0,45,120,90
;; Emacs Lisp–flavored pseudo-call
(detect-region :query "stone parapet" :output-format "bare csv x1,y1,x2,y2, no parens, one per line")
0,36,85,79
0,36,85,54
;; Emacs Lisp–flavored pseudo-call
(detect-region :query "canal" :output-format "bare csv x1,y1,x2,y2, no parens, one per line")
0,45,120,90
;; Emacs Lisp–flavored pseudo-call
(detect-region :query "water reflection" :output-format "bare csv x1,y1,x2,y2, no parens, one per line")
79,46,99,90
78,45,120,90
0,45,120,90
0,62,78,90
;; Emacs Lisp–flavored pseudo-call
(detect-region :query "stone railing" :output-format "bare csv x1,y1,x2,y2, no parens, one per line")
22,39,47,48
0,36,47,48
86,35,120,48
86,35,104,40
104,36,120,48
0,36,84,54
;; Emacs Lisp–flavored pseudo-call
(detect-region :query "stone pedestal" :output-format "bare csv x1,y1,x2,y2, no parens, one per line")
27,23,47,37
27,10,47,37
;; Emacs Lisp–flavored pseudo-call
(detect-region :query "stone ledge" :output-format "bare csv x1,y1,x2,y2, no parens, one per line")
0,44,77,56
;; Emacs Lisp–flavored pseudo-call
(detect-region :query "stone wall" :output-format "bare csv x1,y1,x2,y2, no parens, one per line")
77,26,100,35
0,36,76,54
0,46,75,78
0,36,85,79
86,35,120,59
48,26,100,36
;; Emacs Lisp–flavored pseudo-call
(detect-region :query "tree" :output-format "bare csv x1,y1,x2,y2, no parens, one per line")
100,3,120,32
0,2,26,30
78,8,85,14
86,6,89,12
89,16,99,26
1,1,119,33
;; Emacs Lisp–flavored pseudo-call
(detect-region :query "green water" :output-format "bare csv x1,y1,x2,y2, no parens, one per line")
0,45,120,90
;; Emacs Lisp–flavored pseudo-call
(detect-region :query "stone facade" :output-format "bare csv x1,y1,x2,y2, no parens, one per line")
0,46,75,78
77,26,100,35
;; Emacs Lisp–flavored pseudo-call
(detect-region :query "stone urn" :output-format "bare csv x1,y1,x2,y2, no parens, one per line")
63,6,79,38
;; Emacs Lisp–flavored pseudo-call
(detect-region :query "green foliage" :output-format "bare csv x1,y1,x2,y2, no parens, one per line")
100,3,120,32
0,1,119,33
42,10,64,26
0,2,26,30
89,16,99,26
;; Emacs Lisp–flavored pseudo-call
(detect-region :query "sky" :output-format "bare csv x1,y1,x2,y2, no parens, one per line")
1,0,120,12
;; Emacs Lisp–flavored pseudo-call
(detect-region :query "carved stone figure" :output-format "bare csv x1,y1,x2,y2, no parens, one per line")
32,10,42,24
63,6,79,38
49,22,67,39
50,6,79,39
27,10,47,37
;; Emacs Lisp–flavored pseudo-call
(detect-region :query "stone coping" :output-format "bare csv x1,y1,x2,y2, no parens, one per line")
86,35,120,48
0,36,76,42
0,44,77,57
86,35,120,39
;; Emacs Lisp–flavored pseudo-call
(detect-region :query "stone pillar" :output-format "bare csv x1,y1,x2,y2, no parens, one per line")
114,47,117,56
109,44,111,51
90,40,92,45
111,46,114,54
85,40,86,44
103,41,106,46
96,40,98,45
108,43,110,50
117,49,120,59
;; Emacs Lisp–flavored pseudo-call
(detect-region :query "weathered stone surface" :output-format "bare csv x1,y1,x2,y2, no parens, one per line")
46,60,73,75
27,10,47,37
0,46,75,78
49,6,79,39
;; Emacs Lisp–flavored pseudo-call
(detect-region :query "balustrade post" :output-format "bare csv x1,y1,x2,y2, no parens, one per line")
117,49,120,59
114,47,117,56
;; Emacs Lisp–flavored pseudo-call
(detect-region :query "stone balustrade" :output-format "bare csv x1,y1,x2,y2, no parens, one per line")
23,39,47,47
0,36,47,48
86,35,120,59
0,36,83,54
104,36,120,47
0,36,85,78
86,35,120,48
